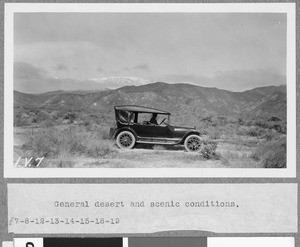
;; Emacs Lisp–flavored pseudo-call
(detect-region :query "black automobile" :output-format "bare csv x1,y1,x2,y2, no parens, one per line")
109,105,202,152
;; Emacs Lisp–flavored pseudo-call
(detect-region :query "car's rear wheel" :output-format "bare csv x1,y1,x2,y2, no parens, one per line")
116,131,136,149
184,135,202,152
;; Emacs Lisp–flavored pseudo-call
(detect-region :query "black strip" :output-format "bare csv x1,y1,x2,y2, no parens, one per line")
44,238,123,247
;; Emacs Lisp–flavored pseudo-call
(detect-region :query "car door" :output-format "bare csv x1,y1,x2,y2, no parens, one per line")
127,112,155,137
152,124,172,138
130,123,154,137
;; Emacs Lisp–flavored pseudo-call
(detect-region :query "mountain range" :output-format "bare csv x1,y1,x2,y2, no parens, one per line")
14,82,286,121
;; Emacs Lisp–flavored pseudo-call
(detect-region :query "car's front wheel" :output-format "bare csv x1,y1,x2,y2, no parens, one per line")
116,131,136,149
184,135,202,152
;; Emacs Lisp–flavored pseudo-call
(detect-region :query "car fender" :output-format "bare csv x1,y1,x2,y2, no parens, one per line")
112,127,138,140
180,131,202,144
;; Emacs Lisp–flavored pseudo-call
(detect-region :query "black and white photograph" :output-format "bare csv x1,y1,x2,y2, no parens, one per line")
4,3,296,177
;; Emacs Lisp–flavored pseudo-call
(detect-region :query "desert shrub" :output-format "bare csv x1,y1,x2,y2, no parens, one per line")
84,120,91,126
84,139,116,158
272,123,286,134
22,126,117,159
200,140,220,159
216,116,228,125
268,116,282,122
84,120,92,131
196,122,209,135
247,126,262,137
40,119,55,128
201,129,209,135
208,128,220,139
254,120,269,129
14,115,29,126
254,119,286,134
230,136,259,147
201,116,212,123
63,112,79,123
251,139,286,168
49,110,60,120
237,126,249,135
36,110,50,122
238,125,267,137
238,118,245,125
22,130,58,157
264,130,277,141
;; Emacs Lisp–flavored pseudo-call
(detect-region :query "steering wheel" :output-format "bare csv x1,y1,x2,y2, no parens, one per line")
160,118,166,125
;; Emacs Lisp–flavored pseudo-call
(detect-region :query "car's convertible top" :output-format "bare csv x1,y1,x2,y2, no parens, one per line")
115,105,171,115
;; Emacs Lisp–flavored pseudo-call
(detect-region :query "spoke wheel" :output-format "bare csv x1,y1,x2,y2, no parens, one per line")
184,135,202,152
116,131,136,149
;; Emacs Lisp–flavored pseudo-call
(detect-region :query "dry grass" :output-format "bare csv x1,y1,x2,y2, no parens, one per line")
14,126,225,168
13,112,287,169
251,138,286,168
17,125,117,167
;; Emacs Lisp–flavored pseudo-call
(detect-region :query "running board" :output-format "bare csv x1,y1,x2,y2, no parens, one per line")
136,137,181,145
137,141,179,145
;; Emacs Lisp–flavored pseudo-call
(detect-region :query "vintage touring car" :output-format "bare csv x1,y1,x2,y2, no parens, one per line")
109,105,203,152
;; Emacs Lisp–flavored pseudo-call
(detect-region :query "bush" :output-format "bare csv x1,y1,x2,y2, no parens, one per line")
40,119,55,128
84,139,116,158
22,126,117,159
200,140,220,159
238,118,245,125
247,126,262,137
49,111,60,120
272,123,286,134
14,115,30,126
208,128,220,139
36,110,50,122
251,139,286,168
268,116,282,122
254,120,269,128
237,126,249,135
63,112,79,123
264,130,277,141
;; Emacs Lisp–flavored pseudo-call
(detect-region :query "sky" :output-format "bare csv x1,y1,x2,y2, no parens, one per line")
14,12,287,92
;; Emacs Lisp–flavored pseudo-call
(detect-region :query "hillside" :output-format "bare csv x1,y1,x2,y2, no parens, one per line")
14,82,287,169
14,82,287,121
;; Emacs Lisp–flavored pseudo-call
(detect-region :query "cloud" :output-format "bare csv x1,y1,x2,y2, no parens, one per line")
96,66,103,73
14,62,61,93
158,74,209,86
158,69,286,91
14,62,286,94
210,69,286,91
14,13,286,87
121,64,150,73
14,62,47,80
53,64,68,71
133,64,150,71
